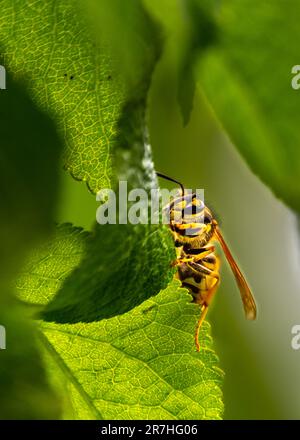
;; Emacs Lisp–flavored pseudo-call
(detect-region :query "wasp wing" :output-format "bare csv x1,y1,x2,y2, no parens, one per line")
215,226,257,320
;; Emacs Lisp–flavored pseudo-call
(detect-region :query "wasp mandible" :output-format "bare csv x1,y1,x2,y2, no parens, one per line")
157,172,257,351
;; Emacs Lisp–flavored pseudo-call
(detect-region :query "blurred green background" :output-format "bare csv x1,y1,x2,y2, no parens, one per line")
57,44,300,419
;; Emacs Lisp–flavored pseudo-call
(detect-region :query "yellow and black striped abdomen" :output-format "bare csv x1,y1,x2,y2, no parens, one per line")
177,251,220,305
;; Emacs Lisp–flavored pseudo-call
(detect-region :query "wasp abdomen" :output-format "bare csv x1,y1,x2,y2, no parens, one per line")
177,253,220,305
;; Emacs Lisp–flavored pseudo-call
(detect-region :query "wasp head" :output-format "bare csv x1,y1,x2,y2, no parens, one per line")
164,193,216,247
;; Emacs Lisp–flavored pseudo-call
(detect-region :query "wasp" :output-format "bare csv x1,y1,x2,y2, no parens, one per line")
157,173,257,351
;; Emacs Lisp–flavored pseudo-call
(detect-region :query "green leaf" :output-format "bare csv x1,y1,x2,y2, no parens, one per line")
0,303,60,419
0,74,62,419
6,0,173,321
3,0,173,319
40,280,223,419
0,0,160,193
15,224,224,419
16,224,89,307
2,0,176,322
17,222,175,323
197,0,300,212
0,72,61,278
0,0,121,192
83,0,162,95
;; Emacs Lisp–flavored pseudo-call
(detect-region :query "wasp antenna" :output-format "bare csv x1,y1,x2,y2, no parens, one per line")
156,172,185,195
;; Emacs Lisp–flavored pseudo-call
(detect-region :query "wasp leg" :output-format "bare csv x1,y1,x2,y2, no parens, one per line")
171,245,215,267
182,246,215,262
187,260,219,281
192,245,215,260
195,304,209,352
195,280,220,352
171,257,194,266
190,263,220,351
